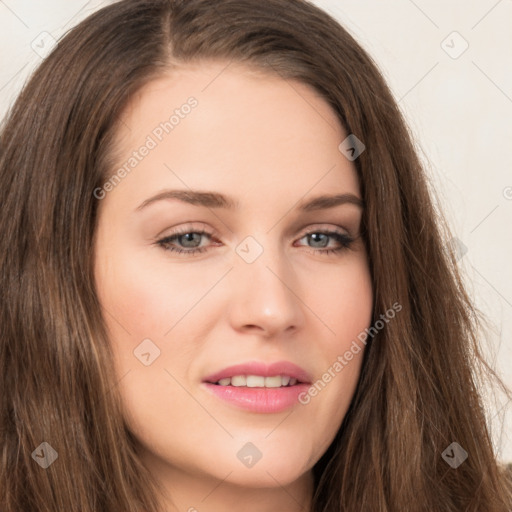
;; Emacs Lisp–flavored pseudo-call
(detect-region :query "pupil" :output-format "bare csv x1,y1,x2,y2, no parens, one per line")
181,233,200,247
310,233,327,248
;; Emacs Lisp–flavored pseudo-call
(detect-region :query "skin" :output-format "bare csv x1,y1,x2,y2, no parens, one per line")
94,60,373,512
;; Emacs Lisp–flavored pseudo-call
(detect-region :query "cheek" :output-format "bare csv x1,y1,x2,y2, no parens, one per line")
297,256,372,440
308,253,373,343
95,244,220,339
94,244,213,448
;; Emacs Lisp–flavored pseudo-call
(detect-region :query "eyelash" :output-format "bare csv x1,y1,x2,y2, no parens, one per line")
155,228,354,256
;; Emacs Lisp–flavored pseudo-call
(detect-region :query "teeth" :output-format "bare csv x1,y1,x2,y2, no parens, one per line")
246,375,265,387
231,375,246,387
215,375,299,387
264,376,282,388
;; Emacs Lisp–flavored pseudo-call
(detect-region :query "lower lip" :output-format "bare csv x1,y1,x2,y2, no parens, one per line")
203,383,310,413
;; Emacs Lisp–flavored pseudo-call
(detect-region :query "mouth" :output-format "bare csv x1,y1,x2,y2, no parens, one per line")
208,375,301,388
202,361,312,413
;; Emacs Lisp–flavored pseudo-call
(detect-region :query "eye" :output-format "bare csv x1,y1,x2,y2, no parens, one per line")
295,230,354,255
156,228,214,255
155,227,354,256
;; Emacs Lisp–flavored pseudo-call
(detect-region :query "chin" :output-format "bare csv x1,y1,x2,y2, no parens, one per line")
199,433,318,488
213,460,312,489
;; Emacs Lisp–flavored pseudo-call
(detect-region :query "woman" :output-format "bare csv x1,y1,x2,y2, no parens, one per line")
0,0,510,510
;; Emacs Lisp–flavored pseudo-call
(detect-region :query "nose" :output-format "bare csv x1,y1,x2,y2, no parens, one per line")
226,238,305,338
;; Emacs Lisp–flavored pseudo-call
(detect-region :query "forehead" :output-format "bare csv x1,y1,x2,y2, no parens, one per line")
104,60,360,211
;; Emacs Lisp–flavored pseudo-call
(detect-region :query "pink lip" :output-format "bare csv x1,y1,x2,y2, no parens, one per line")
202,361,312,414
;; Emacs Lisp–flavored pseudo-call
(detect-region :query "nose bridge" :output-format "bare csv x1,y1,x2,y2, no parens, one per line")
229,232,303,334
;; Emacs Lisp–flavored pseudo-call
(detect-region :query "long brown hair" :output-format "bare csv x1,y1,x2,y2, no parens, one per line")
1,1,510,510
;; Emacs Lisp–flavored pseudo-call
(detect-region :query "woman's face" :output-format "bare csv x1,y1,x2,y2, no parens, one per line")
94,61,373,502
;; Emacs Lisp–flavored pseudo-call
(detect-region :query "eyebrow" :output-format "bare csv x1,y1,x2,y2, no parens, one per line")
135,189,363,212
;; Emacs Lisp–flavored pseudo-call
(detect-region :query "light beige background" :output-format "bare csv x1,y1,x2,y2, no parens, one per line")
1,0,511,461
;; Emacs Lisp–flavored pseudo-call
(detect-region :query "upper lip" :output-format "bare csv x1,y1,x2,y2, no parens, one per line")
203,361,312,384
